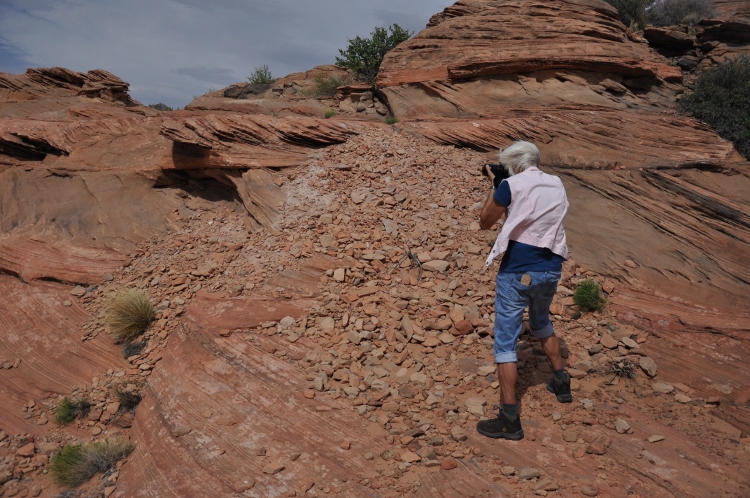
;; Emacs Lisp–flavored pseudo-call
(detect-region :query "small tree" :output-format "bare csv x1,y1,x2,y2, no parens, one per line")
603,0,653,30
335,24,413,85
247,65,276,85
648,0,717,26
680,55,750,159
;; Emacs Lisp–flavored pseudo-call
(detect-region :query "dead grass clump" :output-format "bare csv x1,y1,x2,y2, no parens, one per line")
611,359,637,378
106,289,154,342
53,397,92,425
113,387,143,412
50,438,135,488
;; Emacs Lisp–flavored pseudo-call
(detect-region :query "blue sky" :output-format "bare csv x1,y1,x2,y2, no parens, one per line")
0,0,454,108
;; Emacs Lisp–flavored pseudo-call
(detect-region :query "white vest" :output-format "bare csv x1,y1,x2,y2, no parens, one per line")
485,167,569,267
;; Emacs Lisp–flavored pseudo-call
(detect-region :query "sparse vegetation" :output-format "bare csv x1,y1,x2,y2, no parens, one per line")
324,109,336,119
106,289,155,342
335,24,413,85
385,115,399,125
113,386,143,412
610,358,637,378
679,55,750,159
50,438,135,488
247,64,276,85
53,397,92,425
147,103,173,111
603,0,652,30
648,0,717,26
307,74,353,98
574,279,606,312
122,339,147,358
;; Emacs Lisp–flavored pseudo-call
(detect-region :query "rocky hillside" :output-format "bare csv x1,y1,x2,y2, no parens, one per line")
0,1,748,497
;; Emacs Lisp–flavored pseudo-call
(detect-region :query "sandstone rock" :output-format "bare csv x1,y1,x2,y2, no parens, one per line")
401,451,421,463
639,357,658,377
16,443,35,457
600,334,618,349
69,285,86,297
562,429,578,443
648,435,665,443
519,468,540,480
262,462,285,475
450,426,468,442
233,480,255,492
581,486,600,497
586,436,610,455
500,466,516,476
465,397,486,417
422,260,450,272
440,458,458,470
615,419,630,434
675,394,691,404
652,382,674,394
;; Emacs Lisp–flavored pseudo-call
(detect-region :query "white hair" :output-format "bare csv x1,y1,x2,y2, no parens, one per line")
499,141,540,175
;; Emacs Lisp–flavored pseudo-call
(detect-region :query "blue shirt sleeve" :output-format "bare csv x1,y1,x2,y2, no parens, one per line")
493,180,512,207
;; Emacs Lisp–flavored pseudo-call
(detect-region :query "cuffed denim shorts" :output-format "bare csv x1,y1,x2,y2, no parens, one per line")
493,270,561,364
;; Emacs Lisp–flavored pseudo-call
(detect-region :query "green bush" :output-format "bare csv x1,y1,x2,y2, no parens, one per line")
247,64,276,85
324,109,336,119
335,24,413,84
680,55,750,159
147,103,173,111
648,0,717,26
307,74,353,98
113,387,143,412
574,280,606,312
385,116,399,125
106,289,155,342
53,397,92,425
603,0,652,29
50,439,135,488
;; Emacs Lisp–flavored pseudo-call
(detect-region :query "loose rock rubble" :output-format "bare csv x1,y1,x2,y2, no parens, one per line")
2,127,748,497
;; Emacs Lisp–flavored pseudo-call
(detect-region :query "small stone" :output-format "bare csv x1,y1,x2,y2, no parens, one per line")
104,486,117,498
422,260,450,272
450,426,468,442
586,435,610,455
615,418,630,434
69,285,86,296
581,486,599,497
500,466,516,476
675,393,691,404
572,446,587,458
648,435,665,443
562,429,578,442
171,425,191,437
639,357,658,377
400,451,421,463
340,440,351,450
16,443,35,457
535,478,558,491
91,426,102,436
233,479,255,492
652,382,674,394
440,458,458,470
262,462,285,475
600,334,618,349
519,468,541,480
63,300,72,307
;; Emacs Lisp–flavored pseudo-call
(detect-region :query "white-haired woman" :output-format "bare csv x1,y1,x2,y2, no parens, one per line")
477,141,571,441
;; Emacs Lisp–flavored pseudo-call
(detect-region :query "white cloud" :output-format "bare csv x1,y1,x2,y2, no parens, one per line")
0,0,454,108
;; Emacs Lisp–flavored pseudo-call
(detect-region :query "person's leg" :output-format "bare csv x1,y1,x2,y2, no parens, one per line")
497,361,518,405
539,334,563,371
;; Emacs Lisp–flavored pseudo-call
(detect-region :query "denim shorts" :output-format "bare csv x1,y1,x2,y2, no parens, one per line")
493,270,560,364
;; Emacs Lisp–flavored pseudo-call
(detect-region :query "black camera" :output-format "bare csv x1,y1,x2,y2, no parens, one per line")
480,163,510,189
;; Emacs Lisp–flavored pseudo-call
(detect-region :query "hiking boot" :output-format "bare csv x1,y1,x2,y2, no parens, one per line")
547,372,573,403
476,410,524,440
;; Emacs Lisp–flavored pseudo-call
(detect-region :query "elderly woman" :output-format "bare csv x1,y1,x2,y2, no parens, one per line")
477,141,572,441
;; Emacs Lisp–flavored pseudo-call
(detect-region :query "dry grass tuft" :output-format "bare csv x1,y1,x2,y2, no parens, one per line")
50,438,135,488
106,289,154,342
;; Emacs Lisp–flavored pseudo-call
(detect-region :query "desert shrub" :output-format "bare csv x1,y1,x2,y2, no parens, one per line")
147,103,173,111
50,439,135,488
574,280,606,312
610,358,637,378
603,0,653,29
385,116,399,125
53,397,91,425
106,289,154,342
247,64,276,85
308,74,353,98
679,55,750,159
335,24,413,84
113,387,143,412
324,109,336,119
648,0,717,26
121,340,146,358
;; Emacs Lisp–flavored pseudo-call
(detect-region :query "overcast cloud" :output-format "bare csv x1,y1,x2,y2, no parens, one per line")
0,0,454,109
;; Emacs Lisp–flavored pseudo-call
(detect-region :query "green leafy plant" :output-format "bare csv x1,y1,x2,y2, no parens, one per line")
648,0,717,26
324,109,336,119
53,397,92,425
247,64,276,85
385,115,399,125
574,279,606,312
50,439,135,488
603,0,653,30
106,289,155,342
680,55,750,159
335,24,413,85
147,103,173,111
